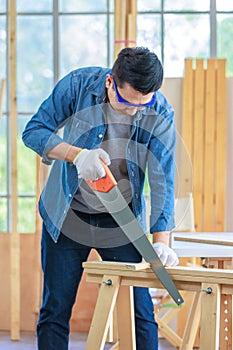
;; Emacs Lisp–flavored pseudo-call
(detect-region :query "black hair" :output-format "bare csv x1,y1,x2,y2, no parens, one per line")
111,47,163,94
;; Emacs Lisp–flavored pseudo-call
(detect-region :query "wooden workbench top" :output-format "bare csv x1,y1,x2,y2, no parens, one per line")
171,231,233,257
83,261,233,288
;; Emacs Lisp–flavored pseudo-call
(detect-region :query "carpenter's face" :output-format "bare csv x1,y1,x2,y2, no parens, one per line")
105,74,155,116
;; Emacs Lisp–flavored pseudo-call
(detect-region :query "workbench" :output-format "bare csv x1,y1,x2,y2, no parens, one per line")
171,232,233,259
83,260,233,350
171,231,233,349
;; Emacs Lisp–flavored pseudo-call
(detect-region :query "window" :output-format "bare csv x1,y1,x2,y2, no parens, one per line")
0,0,114,233
137,0,233,77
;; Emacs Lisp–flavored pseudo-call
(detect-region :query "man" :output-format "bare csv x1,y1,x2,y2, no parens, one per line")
22,47,179,350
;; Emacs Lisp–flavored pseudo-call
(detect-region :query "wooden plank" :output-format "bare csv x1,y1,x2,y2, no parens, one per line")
33,156,42,315
173,236,233,247
8,0,20,340
220,295,232,350
84,261,233,284
203,59,216,231
173,232,233,242
156,316,182,347
107,304,118,343
127,14,137,48
114,0,136,58
116,286,136,349
181,58,226,231
181,59,194,196
215,59,226,232
200,283,220,350
85,275,120,350
222,259,232,349
179,58,196,294
114,0,127,59
126,0,137,48
83,261,151,271
180,292,201,350
87,272,233,295
193,59,205,231
171,232,233,257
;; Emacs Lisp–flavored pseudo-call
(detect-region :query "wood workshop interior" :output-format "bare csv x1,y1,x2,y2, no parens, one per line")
0,1,233,349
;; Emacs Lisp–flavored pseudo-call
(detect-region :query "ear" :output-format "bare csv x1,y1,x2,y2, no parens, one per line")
105,74,113,88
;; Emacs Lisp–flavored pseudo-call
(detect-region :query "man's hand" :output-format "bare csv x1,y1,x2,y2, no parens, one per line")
152,242,179,267
73,148,111,181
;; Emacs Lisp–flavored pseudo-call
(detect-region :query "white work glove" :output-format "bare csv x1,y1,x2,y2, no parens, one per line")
73,148,111,181
153,242,179,267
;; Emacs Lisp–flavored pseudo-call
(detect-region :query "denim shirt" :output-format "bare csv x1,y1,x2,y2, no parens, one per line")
22,66,176,243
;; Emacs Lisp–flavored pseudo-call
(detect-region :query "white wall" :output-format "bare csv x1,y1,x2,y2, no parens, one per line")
161,78,233,231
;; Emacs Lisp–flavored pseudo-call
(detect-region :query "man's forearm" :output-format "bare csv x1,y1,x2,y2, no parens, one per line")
47,142,82,163
152,231,170,246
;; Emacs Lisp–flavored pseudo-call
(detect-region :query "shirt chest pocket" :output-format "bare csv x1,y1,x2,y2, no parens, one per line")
65,118,104,149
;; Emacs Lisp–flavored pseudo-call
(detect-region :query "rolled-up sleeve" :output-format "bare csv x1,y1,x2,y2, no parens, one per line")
148,106,176,232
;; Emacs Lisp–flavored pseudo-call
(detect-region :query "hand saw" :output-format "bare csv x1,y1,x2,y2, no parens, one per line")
86,161,184,306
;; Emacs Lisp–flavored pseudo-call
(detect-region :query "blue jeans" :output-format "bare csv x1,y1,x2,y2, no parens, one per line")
37,211,158,350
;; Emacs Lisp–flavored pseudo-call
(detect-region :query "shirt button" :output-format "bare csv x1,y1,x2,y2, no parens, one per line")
135,193,139,199
132,171,134,177
69,194,72,198
64,210,66,214
98,133,103,138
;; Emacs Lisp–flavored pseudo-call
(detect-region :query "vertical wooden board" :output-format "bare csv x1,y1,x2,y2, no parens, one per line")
177,290,200,348
179,60,197,343
33,156,42,315
126,0,137,47
203,59,216,231
127,14,137,48
106,304,119,343
200,283,220,350
114,0,127,59
9,0,20,340
215,59,226,232
193,59,205,231
116,286,136,349
220,295,232,350
85,275,120,350
180,292,201,350
130,0,137,17
114,0,121,58
181,59,194,196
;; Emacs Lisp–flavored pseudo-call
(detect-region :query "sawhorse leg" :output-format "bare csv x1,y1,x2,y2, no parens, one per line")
85,275,120,350
204,257,233,349
180,292,201,350
199,283,221,350
85,275,136,350
116,285,136,349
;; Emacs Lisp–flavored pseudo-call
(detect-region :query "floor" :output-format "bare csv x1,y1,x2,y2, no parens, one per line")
0,332,176,349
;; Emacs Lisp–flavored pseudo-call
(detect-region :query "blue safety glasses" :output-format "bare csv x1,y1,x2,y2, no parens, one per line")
112,79,156,108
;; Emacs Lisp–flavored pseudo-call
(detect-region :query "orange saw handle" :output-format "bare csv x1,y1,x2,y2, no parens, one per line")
85,159,117,193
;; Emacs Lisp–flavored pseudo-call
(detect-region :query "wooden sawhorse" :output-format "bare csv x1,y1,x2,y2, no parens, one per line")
83,261,233,350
